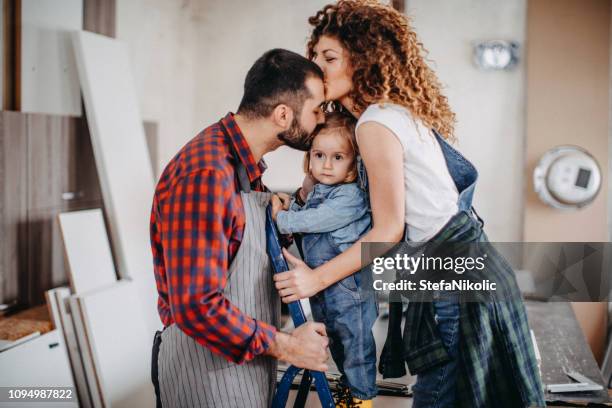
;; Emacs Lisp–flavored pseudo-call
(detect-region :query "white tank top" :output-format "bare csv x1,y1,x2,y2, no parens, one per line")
356,103,459,242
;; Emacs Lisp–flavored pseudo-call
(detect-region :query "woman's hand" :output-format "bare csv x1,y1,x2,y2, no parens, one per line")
274,248,325,303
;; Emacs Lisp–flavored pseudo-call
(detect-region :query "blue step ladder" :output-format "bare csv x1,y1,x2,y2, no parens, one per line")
266,205,335,408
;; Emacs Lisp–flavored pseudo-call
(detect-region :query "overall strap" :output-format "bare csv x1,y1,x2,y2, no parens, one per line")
219,121,252,193
433,130,478,196
433,130,480,218
356,155,372,213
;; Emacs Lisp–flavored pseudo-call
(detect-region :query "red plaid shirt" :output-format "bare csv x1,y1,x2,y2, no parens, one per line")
150,113,276,364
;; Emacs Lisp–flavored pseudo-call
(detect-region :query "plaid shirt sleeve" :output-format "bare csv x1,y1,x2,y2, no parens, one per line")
158,168,277,364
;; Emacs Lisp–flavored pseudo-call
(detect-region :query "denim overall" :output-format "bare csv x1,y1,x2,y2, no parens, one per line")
408,131,479,408
359,130,479,406
300,187,379,400
371,131,545,407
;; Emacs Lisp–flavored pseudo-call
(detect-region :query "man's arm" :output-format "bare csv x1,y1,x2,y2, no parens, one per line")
265,322,329,371
161,169,329,370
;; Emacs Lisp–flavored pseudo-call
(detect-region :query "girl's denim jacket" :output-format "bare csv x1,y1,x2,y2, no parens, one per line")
275,182,371,268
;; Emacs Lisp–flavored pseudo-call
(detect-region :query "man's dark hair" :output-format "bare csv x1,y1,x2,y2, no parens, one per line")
237,49,324,119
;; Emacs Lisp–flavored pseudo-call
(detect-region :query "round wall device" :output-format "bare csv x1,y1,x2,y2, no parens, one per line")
533,146,601,210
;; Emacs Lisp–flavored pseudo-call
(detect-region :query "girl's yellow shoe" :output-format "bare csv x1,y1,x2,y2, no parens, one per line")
335,397,373,408
332,382,373,407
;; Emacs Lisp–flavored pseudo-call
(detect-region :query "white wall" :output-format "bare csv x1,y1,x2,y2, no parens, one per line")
116,0,328,184
116,0,202,175
407,0,527,241
193,0,329,191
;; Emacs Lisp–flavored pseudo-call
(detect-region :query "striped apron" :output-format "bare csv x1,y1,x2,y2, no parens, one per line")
155,185,281,407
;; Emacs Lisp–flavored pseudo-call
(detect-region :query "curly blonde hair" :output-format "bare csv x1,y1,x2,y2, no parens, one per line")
307,0,456,139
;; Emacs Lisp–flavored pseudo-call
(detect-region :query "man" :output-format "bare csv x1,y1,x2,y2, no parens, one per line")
150,49,328,407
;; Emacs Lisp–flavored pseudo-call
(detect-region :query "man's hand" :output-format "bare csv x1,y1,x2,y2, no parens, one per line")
265,322,329,372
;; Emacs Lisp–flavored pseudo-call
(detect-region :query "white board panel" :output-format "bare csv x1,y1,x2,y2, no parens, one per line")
69,295,103,408
20,0,82,116
58,209,117,294
45,288,63,330
75,281,155,408
52,287,94,408
71,31,160,333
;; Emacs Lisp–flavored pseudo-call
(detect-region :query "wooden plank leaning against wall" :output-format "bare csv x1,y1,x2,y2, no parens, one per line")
524,0,611,364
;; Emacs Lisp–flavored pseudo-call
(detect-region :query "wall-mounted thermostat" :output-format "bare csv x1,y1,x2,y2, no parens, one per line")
533,146,601,210
473,40,519,70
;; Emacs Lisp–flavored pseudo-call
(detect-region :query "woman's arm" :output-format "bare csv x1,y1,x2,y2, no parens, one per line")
275,121,405,302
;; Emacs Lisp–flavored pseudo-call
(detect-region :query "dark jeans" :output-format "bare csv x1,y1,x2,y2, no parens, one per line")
309,273,379,400
412,296,461,408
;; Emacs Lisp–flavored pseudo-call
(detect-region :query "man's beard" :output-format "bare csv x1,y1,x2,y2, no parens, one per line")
277,117,312,151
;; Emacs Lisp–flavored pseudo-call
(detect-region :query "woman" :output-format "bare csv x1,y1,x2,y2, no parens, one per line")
273,1,546,407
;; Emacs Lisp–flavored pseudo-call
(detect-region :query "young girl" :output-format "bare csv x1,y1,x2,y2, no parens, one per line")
271,112,378,407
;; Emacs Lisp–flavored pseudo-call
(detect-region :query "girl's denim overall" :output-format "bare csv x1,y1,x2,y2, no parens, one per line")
289,184,378,400
277,183,378,400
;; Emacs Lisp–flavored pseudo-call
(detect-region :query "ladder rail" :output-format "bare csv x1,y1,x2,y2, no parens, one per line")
266,205,335,408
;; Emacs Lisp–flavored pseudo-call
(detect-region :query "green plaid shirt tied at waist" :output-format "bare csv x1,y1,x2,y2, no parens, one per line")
378,211,546,408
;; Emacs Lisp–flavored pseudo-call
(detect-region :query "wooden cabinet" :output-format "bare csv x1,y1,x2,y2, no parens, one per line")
27,115,102,211
0,111,156,306
0,112,28,305
0,329,76,389
0,112,105,306
25,115,105,303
